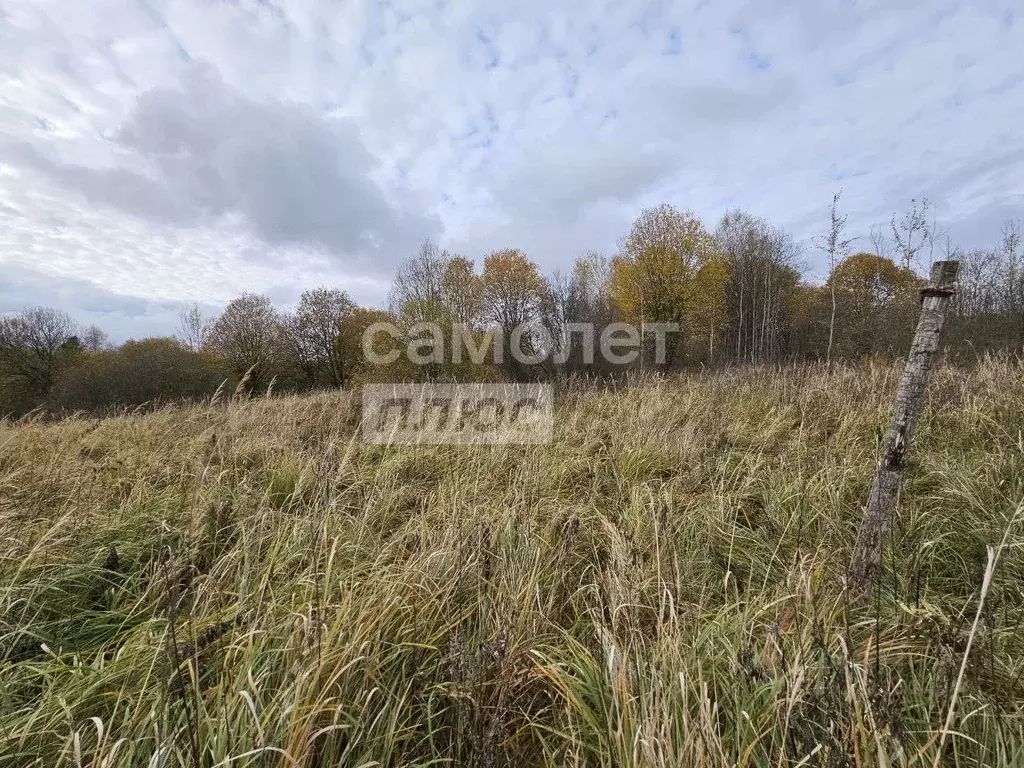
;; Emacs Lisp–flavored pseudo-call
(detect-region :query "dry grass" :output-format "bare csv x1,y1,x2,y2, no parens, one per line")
1,359,1023,766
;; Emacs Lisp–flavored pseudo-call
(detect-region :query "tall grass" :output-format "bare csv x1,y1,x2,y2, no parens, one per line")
1,359,1022,766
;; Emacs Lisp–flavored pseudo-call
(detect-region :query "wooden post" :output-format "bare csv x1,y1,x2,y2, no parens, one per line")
848,260,960,595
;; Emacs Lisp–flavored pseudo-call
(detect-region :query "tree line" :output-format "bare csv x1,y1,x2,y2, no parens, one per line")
2,199,1023,415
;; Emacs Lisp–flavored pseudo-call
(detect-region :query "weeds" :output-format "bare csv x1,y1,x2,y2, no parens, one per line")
0,360,1022,766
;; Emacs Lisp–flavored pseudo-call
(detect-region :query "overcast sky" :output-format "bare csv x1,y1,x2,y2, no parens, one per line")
1,0,1022,339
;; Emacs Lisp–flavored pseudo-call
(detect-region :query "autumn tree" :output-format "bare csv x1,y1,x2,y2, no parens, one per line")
481,249,546,377
177,304,211,352
388,241,489,379
609,246,688,325
685,257,729,364
81,325,110,352
609,205,719,367
611,206,719,322
716,212,800,364
284,287,356,388
619,203,719,266
337,307,414,382
389,239,451,326
542,253,615,374
787,283,830,358
817,190,855,366
0,306,79,399
441,256,483,327
827,252,918,358
891,197,935,272
947,220,1024,355
997,220,1024,348
206,293,284,392
55,337,229,410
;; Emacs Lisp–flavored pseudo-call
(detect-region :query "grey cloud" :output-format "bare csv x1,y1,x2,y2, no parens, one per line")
7,65,440,268
29,150,194,223
668,80,798,125
0,138,183,222
0,263,212,342
619,73,801,140
944,205,1024,253
487,72,798,233
3,0,1023,308
495,143,676,222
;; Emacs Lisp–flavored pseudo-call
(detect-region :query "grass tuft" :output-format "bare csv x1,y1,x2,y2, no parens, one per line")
1,360,1023,766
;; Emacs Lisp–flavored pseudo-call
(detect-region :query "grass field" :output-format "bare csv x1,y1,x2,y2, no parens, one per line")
1,360,1023,767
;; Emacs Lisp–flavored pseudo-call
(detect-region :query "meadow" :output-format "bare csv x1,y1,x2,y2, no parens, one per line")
1,359,1023,767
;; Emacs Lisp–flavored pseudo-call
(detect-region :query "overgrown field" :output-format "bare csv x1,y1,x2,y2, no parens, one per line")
1,361,1023,767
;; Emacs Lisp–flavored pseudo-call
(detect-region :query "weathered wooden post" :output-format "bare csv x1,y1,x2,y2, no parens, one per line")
849,260,960,595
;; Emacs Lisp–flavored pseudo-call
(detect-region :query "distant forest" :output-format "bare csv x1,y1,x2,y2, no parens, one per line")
3,198,1023,416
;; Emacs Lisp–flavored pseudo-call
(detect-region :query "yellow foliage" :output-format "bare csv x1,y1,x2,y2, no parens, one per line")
828,252,919,307
481,249,546,330
609,206,723,329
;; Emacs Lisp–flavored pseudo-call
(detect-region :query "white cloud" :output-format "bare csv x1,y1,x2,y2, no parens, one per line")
1,0,1023,335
